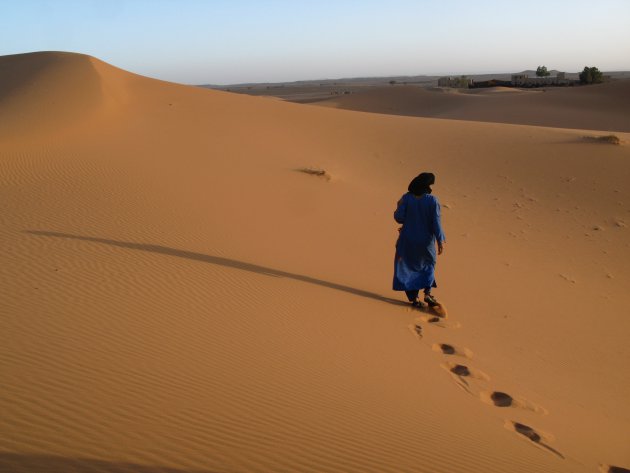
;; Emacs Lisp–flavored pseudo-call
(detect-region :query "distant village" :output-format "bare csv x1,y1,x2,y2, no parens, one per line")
438,70,610,89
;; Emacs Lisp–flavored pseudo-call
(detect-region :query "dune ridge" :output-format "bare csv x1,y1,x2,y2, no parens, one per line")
1,52,629,472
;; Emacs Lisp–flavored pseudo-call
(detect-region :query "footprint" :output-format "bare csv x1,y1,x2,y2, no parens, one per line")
415,302,450,318
443,362,489,381
416,313,461,329
481,391,548,414
451,364,470,376
600,466,630,473
432,343,473,358
487,391,514,407
408,322,423,339
505,421,564,459
441,362,490,393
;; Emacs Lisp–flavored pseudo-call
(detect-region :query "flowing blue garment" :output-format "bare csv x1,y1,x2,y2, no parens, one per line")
393,193,446,291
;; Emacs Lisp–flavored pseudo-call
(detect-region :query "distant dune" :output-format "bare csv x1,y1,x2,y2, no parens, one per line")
1,52,629,473
310,82,630,132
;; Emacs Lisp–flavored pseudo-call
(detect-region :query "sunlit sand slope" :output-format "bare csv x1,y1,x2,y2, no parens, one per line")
1,52,629,473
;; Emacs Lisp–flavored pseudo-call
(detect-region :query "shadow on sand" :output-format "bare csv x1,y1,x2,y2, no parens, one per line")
0,452,222,473
25,230,406,308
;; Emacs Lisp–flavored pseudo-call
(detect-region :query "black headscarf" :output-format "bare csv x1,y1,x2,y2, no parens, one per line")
408,172,435,196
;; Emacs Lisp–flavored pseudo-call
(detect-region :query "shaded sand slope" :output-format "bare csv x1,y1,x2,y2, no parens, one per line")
1,52,630,473
0,52,110,139
311,83,630,132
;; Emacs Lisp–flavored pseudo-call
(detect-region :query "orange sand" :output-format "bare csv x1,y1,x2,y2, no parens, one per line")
1,52,629,473
312,82,630,132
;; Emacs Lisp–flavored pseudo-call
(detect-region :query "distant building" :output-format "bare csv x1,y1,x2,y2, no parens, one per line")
509,72,573,87
438,76,473,88
511,74,529,85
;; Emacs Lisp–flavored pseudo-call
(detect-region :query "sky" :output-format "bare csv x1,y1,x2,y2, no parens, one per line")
1,0,629,85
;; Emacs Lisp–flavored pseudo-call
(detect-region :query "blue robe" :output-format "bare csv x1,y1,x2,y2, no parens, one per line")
393,193,445,291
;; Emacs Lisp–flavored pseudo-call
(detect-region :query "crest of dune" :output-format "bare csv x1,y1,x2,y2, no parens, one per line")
0,52,107,138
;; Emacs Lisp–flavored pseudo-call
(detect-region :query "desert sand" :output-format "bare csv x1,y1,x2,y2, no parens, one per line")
311,82,630,132
1,52,629,473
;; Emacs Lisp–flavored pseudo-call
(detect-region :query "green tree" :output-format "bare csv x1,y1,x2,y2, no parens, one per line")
536,65,550,77
579,66,603,84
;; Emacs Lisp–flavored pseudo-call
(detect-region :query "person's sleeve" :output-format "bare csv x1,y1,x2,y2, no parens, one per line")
394,195,406,224
433,197,446,242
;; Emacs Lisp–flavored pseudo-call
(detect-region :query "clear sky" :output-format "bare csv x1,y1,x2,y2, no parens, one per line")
1,0,629,85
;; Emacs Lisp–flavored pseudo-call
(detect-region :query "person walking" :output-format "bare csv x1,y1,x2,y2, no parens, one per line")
393,172,446,308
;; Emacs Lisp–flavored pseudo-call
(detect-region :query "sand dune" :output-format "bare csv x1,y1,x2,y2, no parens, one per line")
311,82,630,132
1,52,629,472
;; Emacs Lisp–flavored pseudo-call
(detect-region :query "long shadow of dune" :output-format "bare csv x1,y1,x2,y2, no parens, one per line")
25,230,405,307
0,452,222,473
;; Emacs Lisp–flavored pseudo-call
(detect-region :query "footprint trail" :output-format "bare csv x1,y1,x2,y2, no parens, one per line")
406,301,561,460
